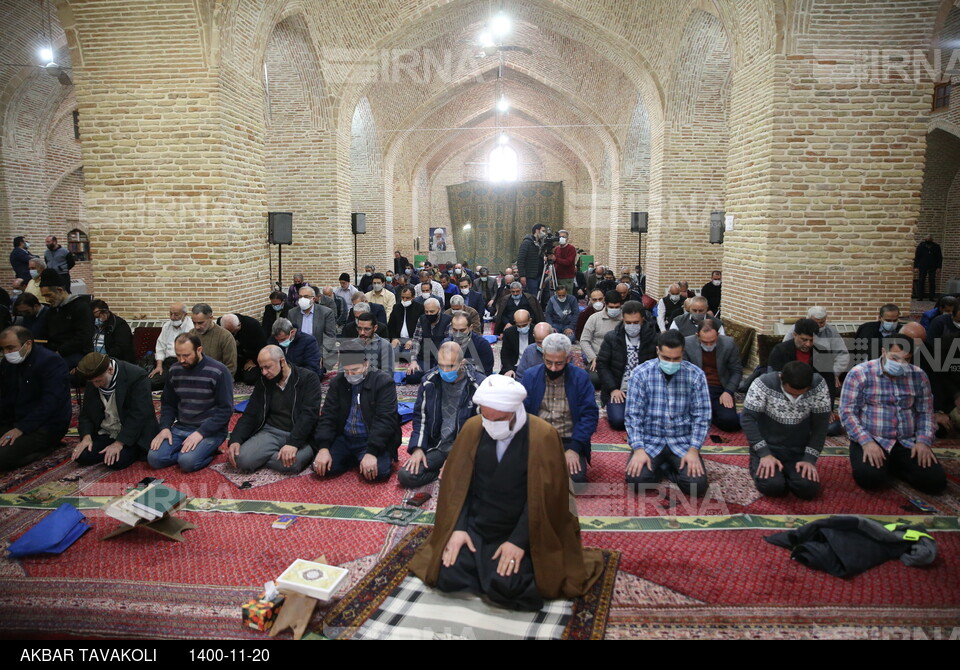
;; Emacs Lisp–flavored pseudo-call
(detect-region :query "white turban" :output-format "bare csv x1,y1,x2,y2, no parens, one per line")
472,374,527,412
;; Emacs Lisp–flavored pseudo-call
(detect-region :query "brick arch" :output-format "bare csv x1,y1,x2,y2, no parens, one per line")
262,12,328,131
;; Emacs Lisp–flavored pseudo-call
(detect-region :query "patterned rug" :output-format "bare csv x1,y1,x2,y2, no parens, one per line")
322,526,619,640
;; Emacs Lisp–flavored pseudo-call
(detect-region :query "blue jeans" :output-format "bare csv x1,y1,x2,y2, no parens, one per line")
147,424,226,472
325,434,393,481
607,399,627,431
525,277,540,298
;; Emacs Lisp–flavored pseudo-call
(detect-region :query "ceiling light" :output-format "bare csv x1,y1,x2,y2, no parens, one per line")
478,31,494,48
498,133,509,145
497,97,509,112
39,47,53,63
491,12,511,38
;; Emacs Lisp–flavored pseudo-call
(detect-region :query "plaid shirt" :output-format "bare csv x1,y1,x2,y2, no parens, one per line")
625,359,711,458
344,384,368,440
839,358,935,451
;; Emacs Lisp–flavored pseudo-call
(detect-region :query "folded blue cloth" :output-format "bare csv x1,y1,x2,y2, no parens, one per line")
394,371,407,385
398,401,415,424
8,503,91,558
234,399,249,413
483,335,498,344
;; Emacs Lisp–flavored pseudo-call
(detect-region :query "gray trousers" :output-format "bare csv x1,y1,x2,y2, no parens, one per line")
397,448,447,489
235,424,313,474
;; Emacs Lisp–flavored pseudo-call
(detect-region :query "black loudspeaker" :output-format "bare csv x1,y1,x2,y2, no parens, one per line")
630,212,648,233
709,211,725,245
352,212,366,235
268,212,293,245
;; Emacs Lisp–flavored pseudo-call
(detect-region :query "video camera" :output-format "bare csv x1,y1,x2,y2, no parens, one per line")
541,227,561,258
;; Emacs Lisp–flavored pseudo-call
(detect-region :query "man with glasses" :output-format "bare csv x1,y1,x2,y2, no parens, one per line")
353,312,394,374
444,312,493,375
149,301,194,391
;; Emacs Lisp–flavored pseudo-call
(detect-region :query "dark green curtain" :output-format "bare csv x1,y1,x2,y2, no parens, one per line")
446,181,563,270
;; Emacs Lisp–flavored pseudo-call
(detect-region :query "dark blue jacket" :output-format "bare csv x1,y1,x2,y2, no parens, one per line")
441,333,494,376
269,334,322,378
0,343,71,435
520,363,598,459
460,290,484,314
407,362,485,455
9,247,33,283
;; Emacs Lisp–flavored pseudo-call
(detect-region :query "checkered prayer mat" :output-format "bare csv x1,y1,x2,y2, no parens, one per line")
347,575,573,640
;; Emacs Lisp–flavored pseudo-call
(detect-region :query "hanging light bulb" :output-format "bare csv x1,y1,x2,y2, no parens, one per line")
496,97,509,112
478,31,494,48
491,12,511,38
39,47,53,63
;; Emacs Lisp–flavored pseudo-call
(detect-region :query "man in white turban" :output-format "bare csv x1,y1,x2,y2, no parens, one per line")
410,375,604,611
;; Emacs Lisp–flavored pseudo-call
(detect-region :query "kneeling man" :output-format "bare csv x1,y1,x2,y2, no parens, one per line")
742,361,831,499
73,352,159,470
409,375,604,611
227,345,322,474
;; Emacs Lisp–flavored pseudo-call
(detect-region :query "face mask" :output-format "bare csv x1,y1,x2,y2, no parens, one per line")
401,300,412,308
4,343,27,365
669,294,681,303
272,304,283,312
372,283,383,292
517,326,530,335
454,269,462,275
278,338,292,349
364,272,371,277
452,332,470,345
461,288,470,295
29,269,39,279
386,275,394,281
624,324,642,338
513,296,521,304
422,292,432,300
405,269,413,275
880,321,897,333
592,301,604,311
546,366,565,380
171,319,183,328
691,313,706,323
427,313,439,322
439,369,459,383
559,237,567,245
345,371,367,385
536,345,543,354
482,417,515,441
659,360,681,375
94,317,102,327
712,280,721,287
883,358,905,376
700,343,716,352
607,308,622,319
24,242,30,249
298,298,312,311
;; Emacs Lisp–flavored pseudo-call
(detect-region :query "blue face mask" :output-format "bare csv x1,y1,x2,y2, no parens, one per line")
880,321,897,333
439,369,459,383
279,338,292,349
883,357,905,376
29,269,39,279
517,326,530,335
659,360,681,375
272,304,283,312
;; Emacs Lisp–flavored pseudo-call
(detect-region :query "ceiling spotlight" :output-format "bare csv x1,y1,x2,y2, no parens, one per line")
463,223,472,231
497,97,509,112
498,133,509,145
478,31,494,48
39,47,53,63
491,12,511,38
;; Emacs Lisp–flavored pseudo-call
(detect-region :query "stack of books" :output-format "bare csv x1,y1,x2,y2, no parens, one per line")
103,481,187,526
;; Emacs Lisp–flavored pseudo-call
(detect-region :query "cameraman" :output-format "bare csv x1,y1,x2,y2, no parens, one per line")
517,224,547,297
554,229,577,294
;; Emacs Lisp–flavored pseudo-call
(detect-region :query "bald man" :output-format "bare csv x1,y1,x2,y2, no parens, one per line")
514,322,554,382
149,302,194,391
227,345,322,473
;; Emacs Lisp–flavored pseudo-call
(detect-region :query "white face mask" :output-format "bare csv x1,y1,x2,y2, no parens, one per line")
400,300,412,308
559,237,567,245
298,298,313,311
461,288,470,295
592,301,604,311
482,417,515,441
422,292,432,300
4,343,27,365
712,280,721,286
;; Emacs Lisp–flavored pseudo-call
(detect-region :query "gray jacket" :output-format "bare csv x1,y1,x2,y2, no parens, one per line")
288,304,337,370
683,334,743,394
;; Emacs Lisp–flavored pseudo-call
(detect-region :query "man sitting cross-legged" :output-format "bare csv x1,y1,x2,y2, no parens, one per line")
227,345,322,474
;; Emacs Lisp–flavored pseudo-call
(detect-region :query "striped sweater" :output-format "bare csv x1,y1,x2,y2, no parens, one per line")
160,354,234,437
741,371,832,463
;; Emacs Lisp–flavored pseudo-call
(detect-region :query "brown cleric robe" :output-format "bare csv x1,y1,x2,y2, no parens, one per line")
409,414,605,600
